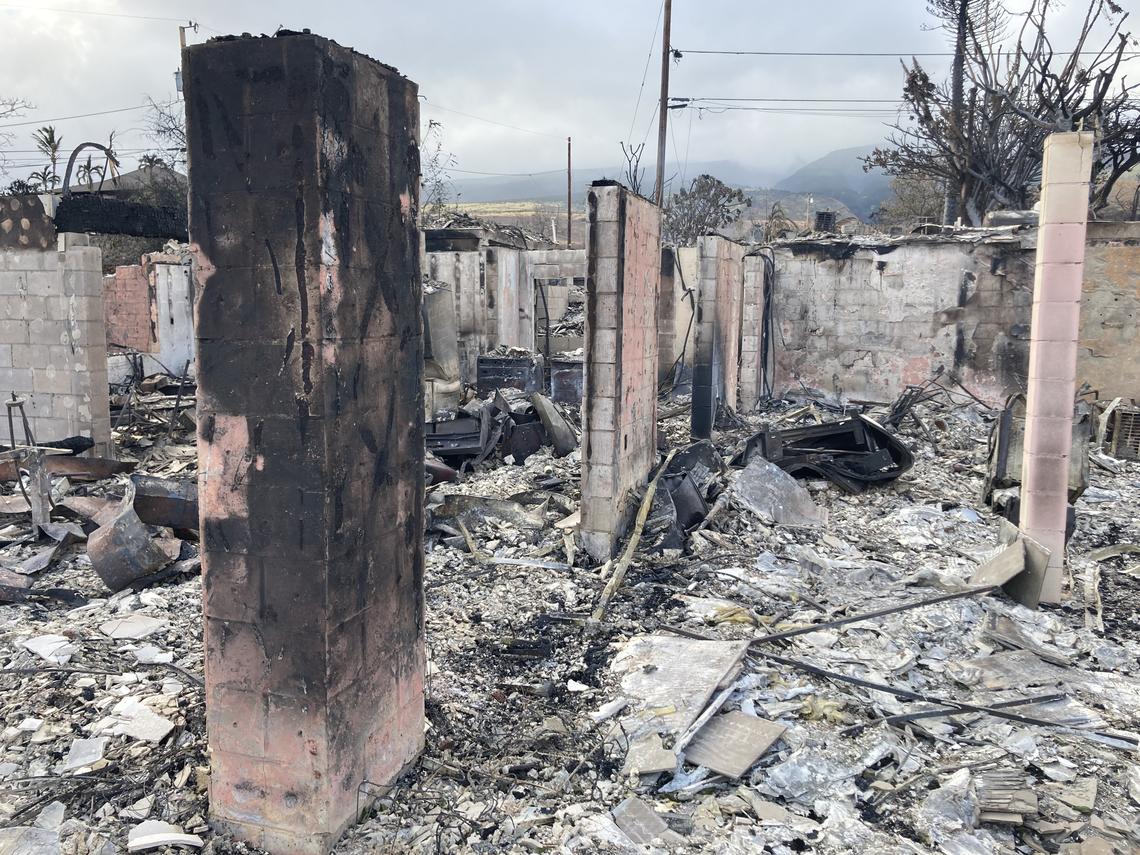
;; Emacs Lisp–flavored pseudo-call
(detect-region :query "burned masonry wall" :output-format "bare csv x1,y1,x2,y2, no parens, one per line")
0,198,112,453
691,235,745,437
768,223,1140,405
185,32,424,854
581,182,661,560
105,247,196,384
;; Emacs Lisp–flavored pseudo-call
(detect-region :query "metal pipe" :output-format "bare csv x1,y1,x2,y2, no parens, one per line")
1020,131,1095,603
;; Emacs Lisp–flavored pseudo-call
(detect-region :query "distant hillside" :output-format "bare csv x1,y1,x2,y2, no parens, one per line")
450,160,784,204
774,145,892,219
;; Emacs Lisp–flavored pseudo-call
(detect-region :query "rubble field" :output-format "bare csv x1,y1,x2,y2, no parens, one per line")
2,385,1139,855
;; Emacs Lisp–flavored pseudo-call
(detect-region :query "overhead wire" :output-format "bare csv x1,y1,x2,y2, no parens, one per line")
0,103,163,129
627,0,666,141
675,47,1140,57
0,3,196,23
420,100,564,139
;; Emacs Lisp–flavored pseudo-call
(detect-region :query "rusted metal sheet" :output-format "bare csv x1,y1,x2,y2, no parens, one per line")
130,474,198,530
87,483,172,591
0,456,135,482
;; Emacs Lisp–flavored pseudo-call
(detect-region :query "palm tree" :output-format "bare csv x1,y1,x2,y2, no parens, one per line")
32,125,62,190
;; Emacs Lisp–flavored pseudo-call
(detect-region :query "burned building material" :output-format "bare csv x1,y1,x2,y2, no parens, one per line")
476,351,544,396
184,32,424,854
735,415,914,493
691,235,745,438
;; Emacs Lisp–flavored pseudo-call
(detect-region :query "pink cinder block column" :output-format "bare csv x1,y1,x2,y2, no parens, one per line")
581,181,661,560
1020,131,1094,604
184,33,424,853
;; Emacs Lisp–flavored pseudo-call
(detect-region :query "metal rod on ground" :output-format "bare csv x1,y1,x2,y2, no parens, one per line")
662,623,1115,736
166,359,192,441
843,692,1067,736
756,650,1122,735
744,586,996,645
592,449,676,621
654,0,672,206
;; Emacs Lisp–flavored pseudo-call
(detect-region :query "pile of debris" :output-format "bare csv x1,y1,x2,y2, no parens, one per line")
3,377,1140,855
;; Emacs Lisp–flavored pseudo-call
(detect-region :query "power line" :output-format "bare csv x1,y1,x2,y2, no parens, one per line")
420,100,563,139
627,0,665,141
673,97,903,103
0,3,195,24
0,103,155,129
675,47,1140,57
448,167,566,177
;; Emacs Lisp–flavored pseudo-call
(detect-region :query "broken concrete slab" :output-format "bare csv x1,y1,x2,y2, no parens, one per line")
683,711,787,779
611,635,750,742
730,456,827,527
610,797,686,847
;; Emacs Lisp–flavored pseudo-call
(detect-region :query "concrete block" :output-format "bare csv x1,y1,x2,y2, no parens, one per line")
187,32,424,854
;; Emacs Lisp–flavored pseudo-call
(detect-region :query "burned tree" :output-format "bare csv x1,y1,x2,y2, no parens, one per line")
0,96,32,176
663,174,751,246
867,0,1138,224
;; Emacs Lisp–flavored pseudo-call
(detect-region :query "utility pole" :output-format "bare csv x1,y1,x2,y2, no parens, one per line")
654,0,673,206
567,136,573,247
943,0,967,226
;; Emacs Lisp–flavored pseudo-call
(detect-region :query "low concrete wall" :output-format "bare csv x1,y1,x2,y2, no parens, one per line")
767,222,1140,404
0,231,111,451
425,247,586,387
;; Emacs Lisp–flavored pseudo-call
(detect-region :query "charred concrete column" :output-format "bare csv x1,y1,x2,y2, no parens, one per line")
184,33,424,853
581,181,661,560
1020,131,1094,604
691,236,745,438
739,253,768,411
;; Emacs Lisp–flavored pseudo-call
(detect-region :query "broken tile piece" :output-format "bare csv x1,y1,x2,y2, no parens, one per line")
19,635,77,665
612,635,750,737
611,797,686,846
684,711,787,779
1055,778,1098,813
0,826,61,855
621,732,676,777
99,614,168,640
126,820,203,852
58,737,107,773
109,697,175,743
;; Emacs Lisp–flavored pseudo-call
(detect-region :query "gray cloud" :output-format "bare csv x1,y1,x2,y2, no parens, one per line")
0,0,1115,184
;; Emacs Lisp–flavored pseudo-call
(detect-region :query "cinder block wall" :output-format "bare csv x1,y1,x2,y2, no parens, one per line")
105,252,197,384
0,231,111,452
186,32,424,854
581,182,661,560
104,264,154,352
768,224,1140,404
691,235,745,437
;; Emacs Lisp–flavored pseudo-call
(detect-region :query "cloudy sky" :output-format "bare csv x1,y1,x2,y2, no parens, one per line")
0,0,1123,184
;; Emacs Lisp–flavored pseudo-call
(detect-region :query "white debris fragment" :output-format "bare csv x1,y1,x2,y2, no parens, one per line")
127,820,203,852
58,737,107,773
19,635,78,665
99,615,168,640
